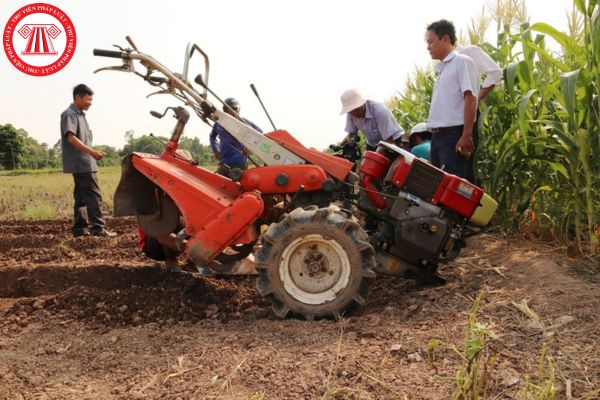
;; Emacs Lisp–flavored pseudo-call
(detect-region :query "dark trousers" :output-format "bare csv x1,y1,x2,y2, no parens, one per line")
430,126,470,180
72,172,105,234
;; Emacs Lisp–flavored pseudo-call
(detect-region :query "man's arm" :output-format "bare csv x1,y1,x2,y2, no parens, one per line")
456,56,480,157
373,105,403,144
478,85,496,103
456,91,477,156
343,114,358,143
467,45,502,102
243,118,263,134
209,127,220,160
67,133,104,160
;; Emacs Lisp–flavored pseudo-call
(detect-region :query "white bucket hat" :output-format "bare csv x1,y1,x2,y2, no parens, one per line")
339,88,366,115
410,122,429,135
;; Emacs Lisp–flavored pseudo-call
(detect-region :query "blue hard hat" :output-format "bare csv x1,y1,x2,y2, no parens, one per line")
224,97,240,111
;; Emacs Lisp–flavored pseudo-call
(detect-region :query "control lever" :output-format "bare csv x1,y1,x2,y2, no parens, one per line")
194,74,238,118
126,35,138,51
149,133,166,146
250,83,277,131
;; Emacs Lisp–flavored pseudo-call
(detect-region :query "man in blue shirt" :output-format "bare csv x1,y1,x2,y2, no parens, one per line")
409,122,432,161
340,88,405,151
209,97,262,178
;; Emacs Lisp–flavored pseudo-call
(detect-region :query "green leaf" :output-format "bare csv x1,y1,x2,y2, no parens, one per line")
466,338,482,357
517,60,533,90
530,22,577,52
518,89,537,135
506,62,519,97
560,70,581,129
428,339,440,351
534,185,555,194
519,39,571,72
548,162,569,179
428,339,440,364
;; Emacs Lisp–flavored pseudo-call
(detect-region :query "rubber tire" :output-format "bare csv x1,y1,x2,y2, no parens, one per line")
256,205,376,320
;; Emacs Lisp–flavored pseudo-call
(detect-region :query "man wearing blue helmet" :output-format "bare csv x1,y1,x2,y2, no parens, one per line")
209,97,262,177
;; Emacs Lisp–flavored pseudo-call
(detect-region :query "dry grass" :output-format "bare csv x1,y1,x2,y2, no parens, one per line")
0,164,218,220
0,167,121,220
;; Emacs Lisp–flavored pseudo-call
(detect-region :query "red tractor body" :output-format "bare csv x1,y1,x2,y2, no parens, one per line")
97,39,497,320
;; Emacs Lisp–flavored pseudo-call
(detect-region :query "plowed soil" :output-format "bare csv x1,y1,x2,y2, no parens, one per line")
1,218,599,399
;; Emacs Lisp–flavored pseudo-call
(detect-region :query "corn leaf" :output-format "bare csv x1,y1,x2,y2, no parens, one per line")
506,62,519,96
560,70,581,129
530,22,577,52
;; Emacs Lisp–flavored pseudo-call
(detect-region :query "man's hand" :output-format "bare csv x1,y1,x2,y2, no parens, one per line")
91,150,105,160
67,133,104,161
456,133,474,158
213,151,220,161
341,133,355,144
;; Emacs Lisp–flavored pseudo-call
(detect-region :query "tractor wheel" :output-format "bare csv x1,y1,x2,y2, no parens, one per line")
256,205,376,320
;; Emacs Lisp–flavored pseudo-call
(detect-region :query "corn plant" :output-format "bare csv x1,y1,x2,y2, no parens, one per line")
389,0,599,256
428,291,496,399
485,0,599,255
516,343,557,400
386,66,435,132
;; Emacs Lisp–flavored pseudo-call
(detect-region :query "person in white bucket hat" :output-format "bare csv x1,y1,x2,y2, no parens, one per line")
409,122,432,161
340,88,405,152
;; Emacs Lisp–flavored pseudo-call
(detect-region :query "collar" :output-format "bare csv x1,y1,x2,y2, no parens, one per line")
434,50,458,73
69,103,85,115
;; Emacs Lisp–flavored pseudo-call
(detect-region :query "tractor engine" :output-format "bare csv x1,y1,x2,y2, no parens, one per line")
357,144,496,278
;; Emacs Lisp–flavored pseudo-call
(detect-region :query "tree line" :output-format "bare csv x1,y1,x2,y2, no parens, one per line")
0,124,217,170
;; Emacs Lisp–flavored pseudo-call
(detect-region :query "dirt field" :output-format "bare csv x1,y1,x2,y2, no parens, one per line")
1,217,599,399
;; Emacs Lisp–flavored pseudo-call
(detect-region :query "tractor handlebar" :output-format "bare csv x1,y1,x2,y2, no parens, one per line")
93,49,124,58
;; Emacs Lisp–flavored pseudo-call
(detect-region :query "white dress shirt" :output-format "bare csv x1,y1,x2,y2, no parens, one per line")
456,44,502,89
427,51,480,129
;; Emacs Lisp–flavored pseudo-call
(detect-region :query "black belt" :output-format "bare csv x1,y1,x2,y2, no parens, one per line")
430,125,463,134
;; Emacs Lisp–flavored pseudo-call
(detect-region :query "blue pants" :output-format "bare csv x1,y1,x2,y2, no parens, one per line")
430,126,469,179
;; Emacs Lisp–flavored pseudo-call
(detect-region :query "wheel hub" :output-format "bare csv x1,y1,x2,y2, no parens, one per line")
304,250,330,275
280,234,351,305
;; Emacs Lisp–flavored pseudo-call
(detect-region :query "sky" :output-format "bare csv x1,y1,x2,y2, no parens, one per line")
1,0,573,151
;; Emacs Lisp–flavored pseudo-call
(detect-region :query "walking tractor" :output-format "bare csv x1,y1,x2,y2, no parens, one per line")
94,38,498,320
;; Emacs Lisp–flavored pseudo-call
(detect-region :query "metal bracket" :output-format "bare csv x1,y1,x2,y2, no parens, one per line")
93,58,135,74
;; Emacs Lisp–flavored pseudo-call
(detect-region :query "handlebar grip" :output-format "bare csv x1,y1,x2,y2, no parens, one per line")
148,76,166,84
250,83,259,97
93,49,123,58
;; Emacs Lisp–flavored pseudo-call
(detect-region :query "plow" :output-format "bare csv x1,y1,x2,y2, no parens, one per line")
93,37,497,320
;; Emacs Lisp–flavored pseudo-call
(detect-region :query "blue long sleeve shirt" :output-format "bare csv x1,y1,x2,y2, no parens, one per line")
209,117,262,166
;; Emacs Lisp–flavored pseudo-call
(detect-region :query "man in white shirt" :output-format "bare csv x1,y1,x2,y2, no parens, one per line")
456,44,502,183
340,88,405,152
426,19,480,180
